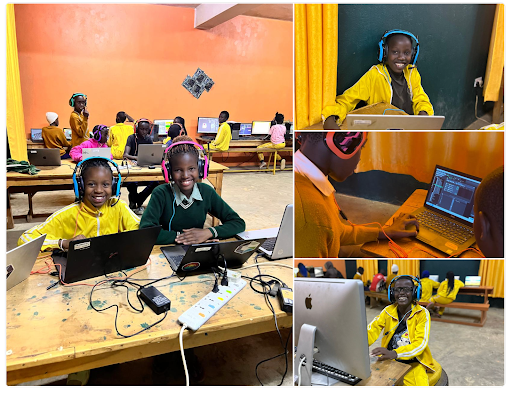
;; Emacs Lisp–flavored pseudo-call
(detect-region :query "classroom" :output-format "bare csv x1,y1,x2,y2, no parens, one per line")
6,3,294,386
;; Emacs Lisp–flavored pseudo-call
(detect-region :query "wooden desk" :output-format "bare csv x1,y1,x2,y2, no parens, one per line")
361,189,482,258
6,159,227,229
196,137,293,148
332,359,410,386
300,102,403,130
6,247,293,385
457,285,494,303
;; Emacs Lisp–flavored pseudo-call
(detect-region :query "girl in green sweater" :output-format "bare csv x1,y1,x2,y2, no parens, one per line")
140,136,245,245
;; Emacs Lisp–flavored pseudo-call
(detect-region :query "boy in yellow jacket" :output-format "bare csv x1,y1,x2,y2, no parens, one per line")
419,270,440,302
209,111,231,151
368,275,435,386
323,30,434,129
108,111,135,159
18,158,140,251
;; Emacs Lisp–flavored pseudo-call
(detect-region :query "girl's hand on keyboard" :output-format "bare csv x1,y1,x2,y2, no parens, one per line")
175,228,213,245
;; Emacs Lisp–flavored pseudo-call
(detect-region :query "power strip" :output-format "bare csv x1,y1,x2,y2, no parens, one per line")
178,279,247,331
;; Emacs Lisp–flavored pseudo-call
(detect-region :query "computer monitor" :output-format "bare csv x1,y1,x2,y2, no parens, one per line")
154,119,174,136
239,123,252,136
294,278,371,385
31,128,43,142
251,121,271,135
429,274,439,282
197,117,219,133
63,128,72,141
465,276,481,286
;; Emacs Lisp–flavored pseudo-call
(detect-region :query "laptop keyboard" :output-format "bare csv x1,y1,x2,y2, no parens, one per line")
312,359,361,385
416,211,474,244
261,237,277,252
201,136,215,141
167,254,185,271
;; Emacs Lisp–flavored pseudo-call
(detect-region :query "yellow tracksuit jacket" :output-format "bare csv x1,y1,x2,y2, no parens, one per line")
108,123,134,159
367,303,436,373
18,199,140,251
436,279,465,300
210,122,231,151
322,64,434,122
420,278,440,302
70,111,89,147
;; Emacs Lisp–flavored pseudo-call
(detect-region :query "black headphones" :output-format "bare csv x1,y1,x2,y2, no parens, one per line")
378,29,420,66
161,141,209,182
388,275,422,303
69,93,87,107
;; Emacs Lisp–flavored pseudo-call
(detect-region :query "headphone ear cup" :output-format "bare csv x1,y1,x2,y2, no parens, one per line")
198,157,205,179
77,177,84,199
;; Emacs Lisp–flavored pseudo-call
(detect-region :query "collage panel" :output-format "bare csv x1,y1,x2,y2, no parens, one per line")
293,259,504,386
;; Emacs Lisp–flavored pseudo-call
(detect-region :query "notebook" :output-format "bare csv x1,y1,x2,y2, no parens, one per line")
412,165,481,255
236,204,293,260
161,239,265,277
28,148,61,166
137,144,165,166
6,234,47,291
51,226,160,283
82,147,111,160
346,114,445,130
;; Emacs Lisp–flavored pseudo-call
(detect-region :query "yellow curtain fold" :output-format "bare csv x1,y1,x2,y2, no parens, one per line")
387,260,420,278
357,259,378,283
6,4,28,161
478,260,504,298
483,4,504,102
358,132,504,183
294,4,338,130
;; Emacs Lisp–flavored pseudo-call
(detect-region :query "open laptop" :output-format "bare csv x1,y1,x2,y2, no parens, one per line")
82,147,111,160
137,144,165,166
412,165,481,255
31,128,43,142
465,276,481,286
237,204,293,260
28,148,61,166
161,239,265,277
63,128,72,141
6,234,47,291
51,226,160,283
346,114,445,130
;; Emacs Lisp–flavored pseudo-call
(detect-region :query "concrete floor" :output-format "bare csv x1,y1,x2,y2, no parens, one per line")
8,171,294,386
464,110,502,130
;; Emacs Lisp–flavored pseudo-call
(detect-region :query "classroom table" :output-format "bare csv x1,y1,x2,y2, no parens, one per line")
299,102,403,130
6,159,227,229
196,137,293,148
360,189,483,258
457,286,494,303
6,246,293,385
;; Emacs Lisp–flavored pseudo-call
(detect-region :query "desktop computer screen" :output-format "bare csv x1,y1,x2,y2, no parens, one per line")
197,117,219,133
63,128,72,141
30,128,43,142
154,119,174,136
465,276,481,286
429,275,439,282
294,278,371,384
251,121,271,135
239,123,252,136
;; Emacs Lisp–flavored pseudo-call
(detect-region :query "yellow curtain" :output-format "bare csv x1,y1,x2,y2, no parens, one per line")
357,259,377,283
294,4,338,130
483,4,504,102
387,260,420,278
6,4,27,161
478,260,504,298
358,132,504,183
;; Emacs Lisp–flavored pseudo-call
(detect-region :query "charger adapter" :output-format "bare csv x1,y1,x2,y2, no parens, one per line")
139,286,171,315
277,285,293,313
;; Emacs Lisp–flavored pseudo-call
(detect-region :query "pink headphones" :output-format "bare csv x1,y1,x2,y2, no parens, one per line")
161,141,209,183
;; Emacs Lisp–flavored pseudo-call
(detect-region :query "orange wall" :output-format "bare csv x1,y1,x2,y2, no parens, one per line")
294,259,347,278
14,4,293,140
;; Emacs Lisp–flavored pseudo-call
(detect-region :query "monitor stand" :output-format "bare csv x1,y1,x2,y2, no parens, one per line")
294,323,317,386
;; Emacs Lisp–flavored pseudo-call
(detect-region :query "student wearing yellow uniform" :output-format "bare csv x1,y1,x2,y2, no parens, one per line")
209,111,231,151
108,111,135,159
419,270,440,302
18,158,140,251
368,276,435,386
426,271,464,318
385,264,399,289
42,112,71,158
69,93,89,147
353,266,364,280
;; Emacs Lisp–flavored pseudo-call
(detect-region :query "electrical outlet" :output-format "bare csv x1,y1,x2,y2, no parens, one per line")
474,77,483,88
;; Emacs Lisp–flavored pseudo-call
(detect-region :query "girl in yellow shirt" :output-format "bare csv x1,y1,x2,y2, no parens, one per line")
426,271,464,317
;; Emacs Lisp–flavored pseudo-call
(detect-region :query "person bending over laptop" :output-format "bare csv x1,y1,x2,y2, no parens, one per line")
295,131,419,257
140,136,245,245
18,158,140,251
473,166,503,257
69,124,113,162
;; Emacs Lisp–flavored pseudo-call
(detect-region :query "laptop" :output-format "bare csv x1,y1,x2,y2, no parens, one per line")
236,204,293,260
63,128,72,141
6,234,47,291
465,276,481,286
51,226,160,283
412,165,481,255
346,114,445,130
161,239,265,277
137,144,165,166
28,148,61,166
82,147,111,160
31,128,43,142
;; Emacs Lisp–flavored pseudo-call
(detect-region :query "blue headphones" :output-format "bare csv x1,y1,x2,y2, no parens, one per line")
388,275,421,302
69,93,88,107
378,29,420,66
72,157,122,204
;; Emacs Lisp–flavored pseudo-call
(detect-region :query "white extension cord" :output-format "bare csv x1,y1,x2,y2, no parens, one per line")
179,324,189,386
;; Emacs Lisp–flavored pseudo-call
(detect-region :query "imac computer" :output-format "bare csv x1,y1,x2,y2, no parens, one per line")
197,117,219,133
294,278,371,386
429,274,439,282
239,123,252,137
251,121,271,135
154,119,174,136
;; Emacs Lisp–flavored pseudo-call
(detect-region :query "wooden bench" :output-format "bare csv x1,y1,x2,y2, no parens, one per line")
364,291,390,308
417,301,490,327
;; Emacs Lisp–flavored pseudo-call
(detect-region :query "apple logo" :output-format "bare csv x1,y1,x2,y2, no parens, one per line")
305,294,312,309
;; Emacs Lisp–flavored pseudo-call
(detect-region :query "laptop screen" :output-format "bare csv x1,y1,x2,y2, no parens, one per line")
465,276,481,286
31,128,43,141
240,123,252,136
424,165,481,224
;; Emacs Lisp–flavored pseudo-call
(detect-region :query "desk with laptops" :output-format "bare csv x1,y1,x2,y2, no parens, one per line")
6,206,293,385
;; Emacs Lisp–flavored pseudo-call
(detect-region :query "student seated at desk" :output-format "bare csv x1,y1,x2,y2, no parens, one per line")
473,166,504,257
257,112,286,170
368,275,435,386
294,131,419,258
42,112,71,159
419,270,439,302
174,116,188,135
140,136,245,245
18,157,140,251
370,269,387,292
108,111,135,159
322,30,434,130
426,271,464,318
162,124,182,146
69,92,89,146
353,266,364,280
208,111,231,152
70,125,113,162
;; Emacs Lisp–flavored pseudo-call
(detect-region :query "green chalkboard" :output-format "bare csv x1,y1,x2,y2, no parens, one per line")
337,4,496,129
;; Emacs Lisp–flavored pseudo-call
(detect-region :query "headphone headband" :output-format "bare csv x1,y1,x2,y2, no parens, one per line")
161,141,209,182
324,131,367,159
388,275,422,302
69,93,87,107
93,124,109,142
378,29,420,65
72,156,122,203
134,118,153,134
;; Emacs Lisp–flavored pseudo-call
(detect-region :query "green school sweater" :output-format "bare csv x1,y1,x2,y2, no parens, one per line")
140,183,245,245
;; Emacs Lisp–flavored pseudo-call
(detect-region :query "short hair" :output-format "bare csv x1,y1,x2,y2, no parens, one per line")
357,267,364,274
166,135,199,162
136,120,150,133
167,124,182,140
81,158,113,181
116,111,127,123
275,112,284,124
386,33,414,48
475,166,504,236
300,132,323,143
220,111,229,120
395,276,415,287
